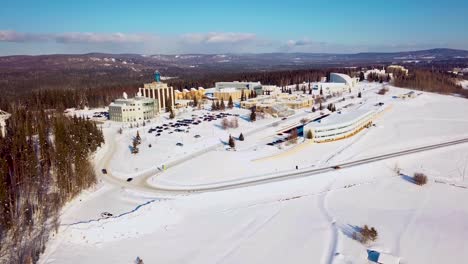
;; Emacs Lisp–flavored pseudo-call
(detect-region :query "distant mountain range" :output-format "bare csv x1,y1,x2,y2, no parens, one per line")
1,48,467,74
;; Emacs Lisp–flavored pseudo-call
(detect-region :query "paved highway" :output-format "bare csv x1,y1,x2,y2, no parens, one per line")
98,134,468,195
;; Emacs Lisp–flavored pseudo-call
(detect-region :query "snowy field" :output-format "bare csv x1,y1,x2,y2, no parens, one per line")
40,82,468,264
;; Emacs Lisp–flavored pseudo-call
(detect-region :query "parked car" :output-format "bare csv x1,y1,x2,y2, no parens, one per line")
101,212,113,218
176,142,183,146
333,166,341,170
194,135,201,138
126,177,133,182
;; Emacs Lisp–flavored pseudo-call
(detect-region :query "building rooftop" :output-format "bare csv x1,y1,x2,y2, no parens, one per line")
110,96,154,106
310,109,375,129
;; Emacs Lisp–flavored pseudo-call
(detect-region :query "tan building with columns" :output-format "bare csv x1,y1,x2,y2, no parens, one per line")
139,71,175,113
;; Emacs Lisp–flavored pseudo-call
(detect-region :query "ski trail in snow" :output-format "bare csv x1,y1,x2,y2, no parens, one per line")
394,178,432,256
215,206,282,263
318,180,338,264
63,198,162,226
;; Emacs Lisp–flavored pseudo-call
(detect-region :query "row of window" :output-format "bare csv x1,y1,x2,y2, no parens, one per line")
314,120,371,138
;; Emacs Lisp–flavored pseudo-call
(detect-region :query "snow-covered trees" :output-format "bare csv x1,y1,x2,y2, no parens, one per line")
353,225,378,244
221,117,239,130
0,110,104,262
413,172,428,185
288,128,298,144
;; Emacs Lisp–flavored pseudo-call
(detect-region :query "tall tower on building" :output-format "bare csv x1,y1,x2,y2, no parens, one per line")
154,70,161,82
139,71,175,113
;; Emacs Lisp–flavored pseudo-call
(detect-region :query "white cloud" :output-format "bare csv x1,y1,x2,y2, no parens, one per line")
181,32,256,44
54,32,156,44
0,30,156,44
0,30,48,42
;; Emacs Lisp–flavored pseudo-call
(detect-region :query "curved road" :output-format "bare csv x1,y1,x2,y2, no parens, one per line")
98,134,468,194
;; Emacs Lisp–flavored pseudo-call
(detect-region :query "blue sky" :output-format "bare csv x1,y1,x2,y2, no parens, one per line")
0,0,467,55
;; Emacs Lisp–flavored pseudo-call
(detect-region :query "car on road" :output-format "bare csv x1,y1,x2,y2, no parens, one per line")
176,142,183,146
126,178,133,182
282,117,287,120
333,166,341,170
101,169,107,174
101,212,113,218
194,135,201,138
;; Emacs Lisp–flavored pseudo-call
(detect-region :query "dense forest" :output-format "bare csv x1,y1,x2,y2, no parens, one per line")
392,69,467,97
0,108,104,263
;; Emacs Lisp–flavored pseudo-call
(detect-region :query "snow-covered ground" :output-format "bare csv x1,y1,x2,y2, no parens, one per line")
40,82,468,264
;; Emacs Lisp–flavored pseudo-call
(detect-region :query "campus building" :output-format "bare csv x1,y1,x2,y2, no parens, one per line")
0,109,11,137
240,93,313,117
109,92,157,122
210,81,260,101
305,109,376,143
312,73,357,96
329,73,357,88
175,87,205,100
214,88,253,101
215,81,261,90
139,71,175,113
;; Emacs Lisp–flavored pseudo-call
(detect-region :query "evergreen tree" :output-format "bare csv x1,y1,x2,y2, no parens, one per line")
228,96,234,109
359,71,365,82
319,103,323,110
250,106,256,122
239,133,244,141
169,108,175,119
211,100,216,111
306,129,313,139
193,96,198,107
136,130,141,143
312,106,316,112
132,138,139,154
228,135,235,148
320,87,323,96
240,90,245,101
358,91,362,98
220,99,225,110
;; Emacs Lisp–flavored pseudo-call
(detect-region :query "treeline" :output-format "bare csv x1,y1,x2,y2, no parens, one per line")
393,69,468,97
0,86,139,112
0,108,104,263
167,68,336,90
1,68,333,110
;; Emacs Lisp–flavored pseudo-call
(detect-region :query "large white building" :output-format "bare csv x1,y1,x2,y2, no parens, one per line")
312,73,357,95
329,72,357,88
305,109,376,143
215,81,261,90
0,109,11,137
139,71,175,113
109,92,156,122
